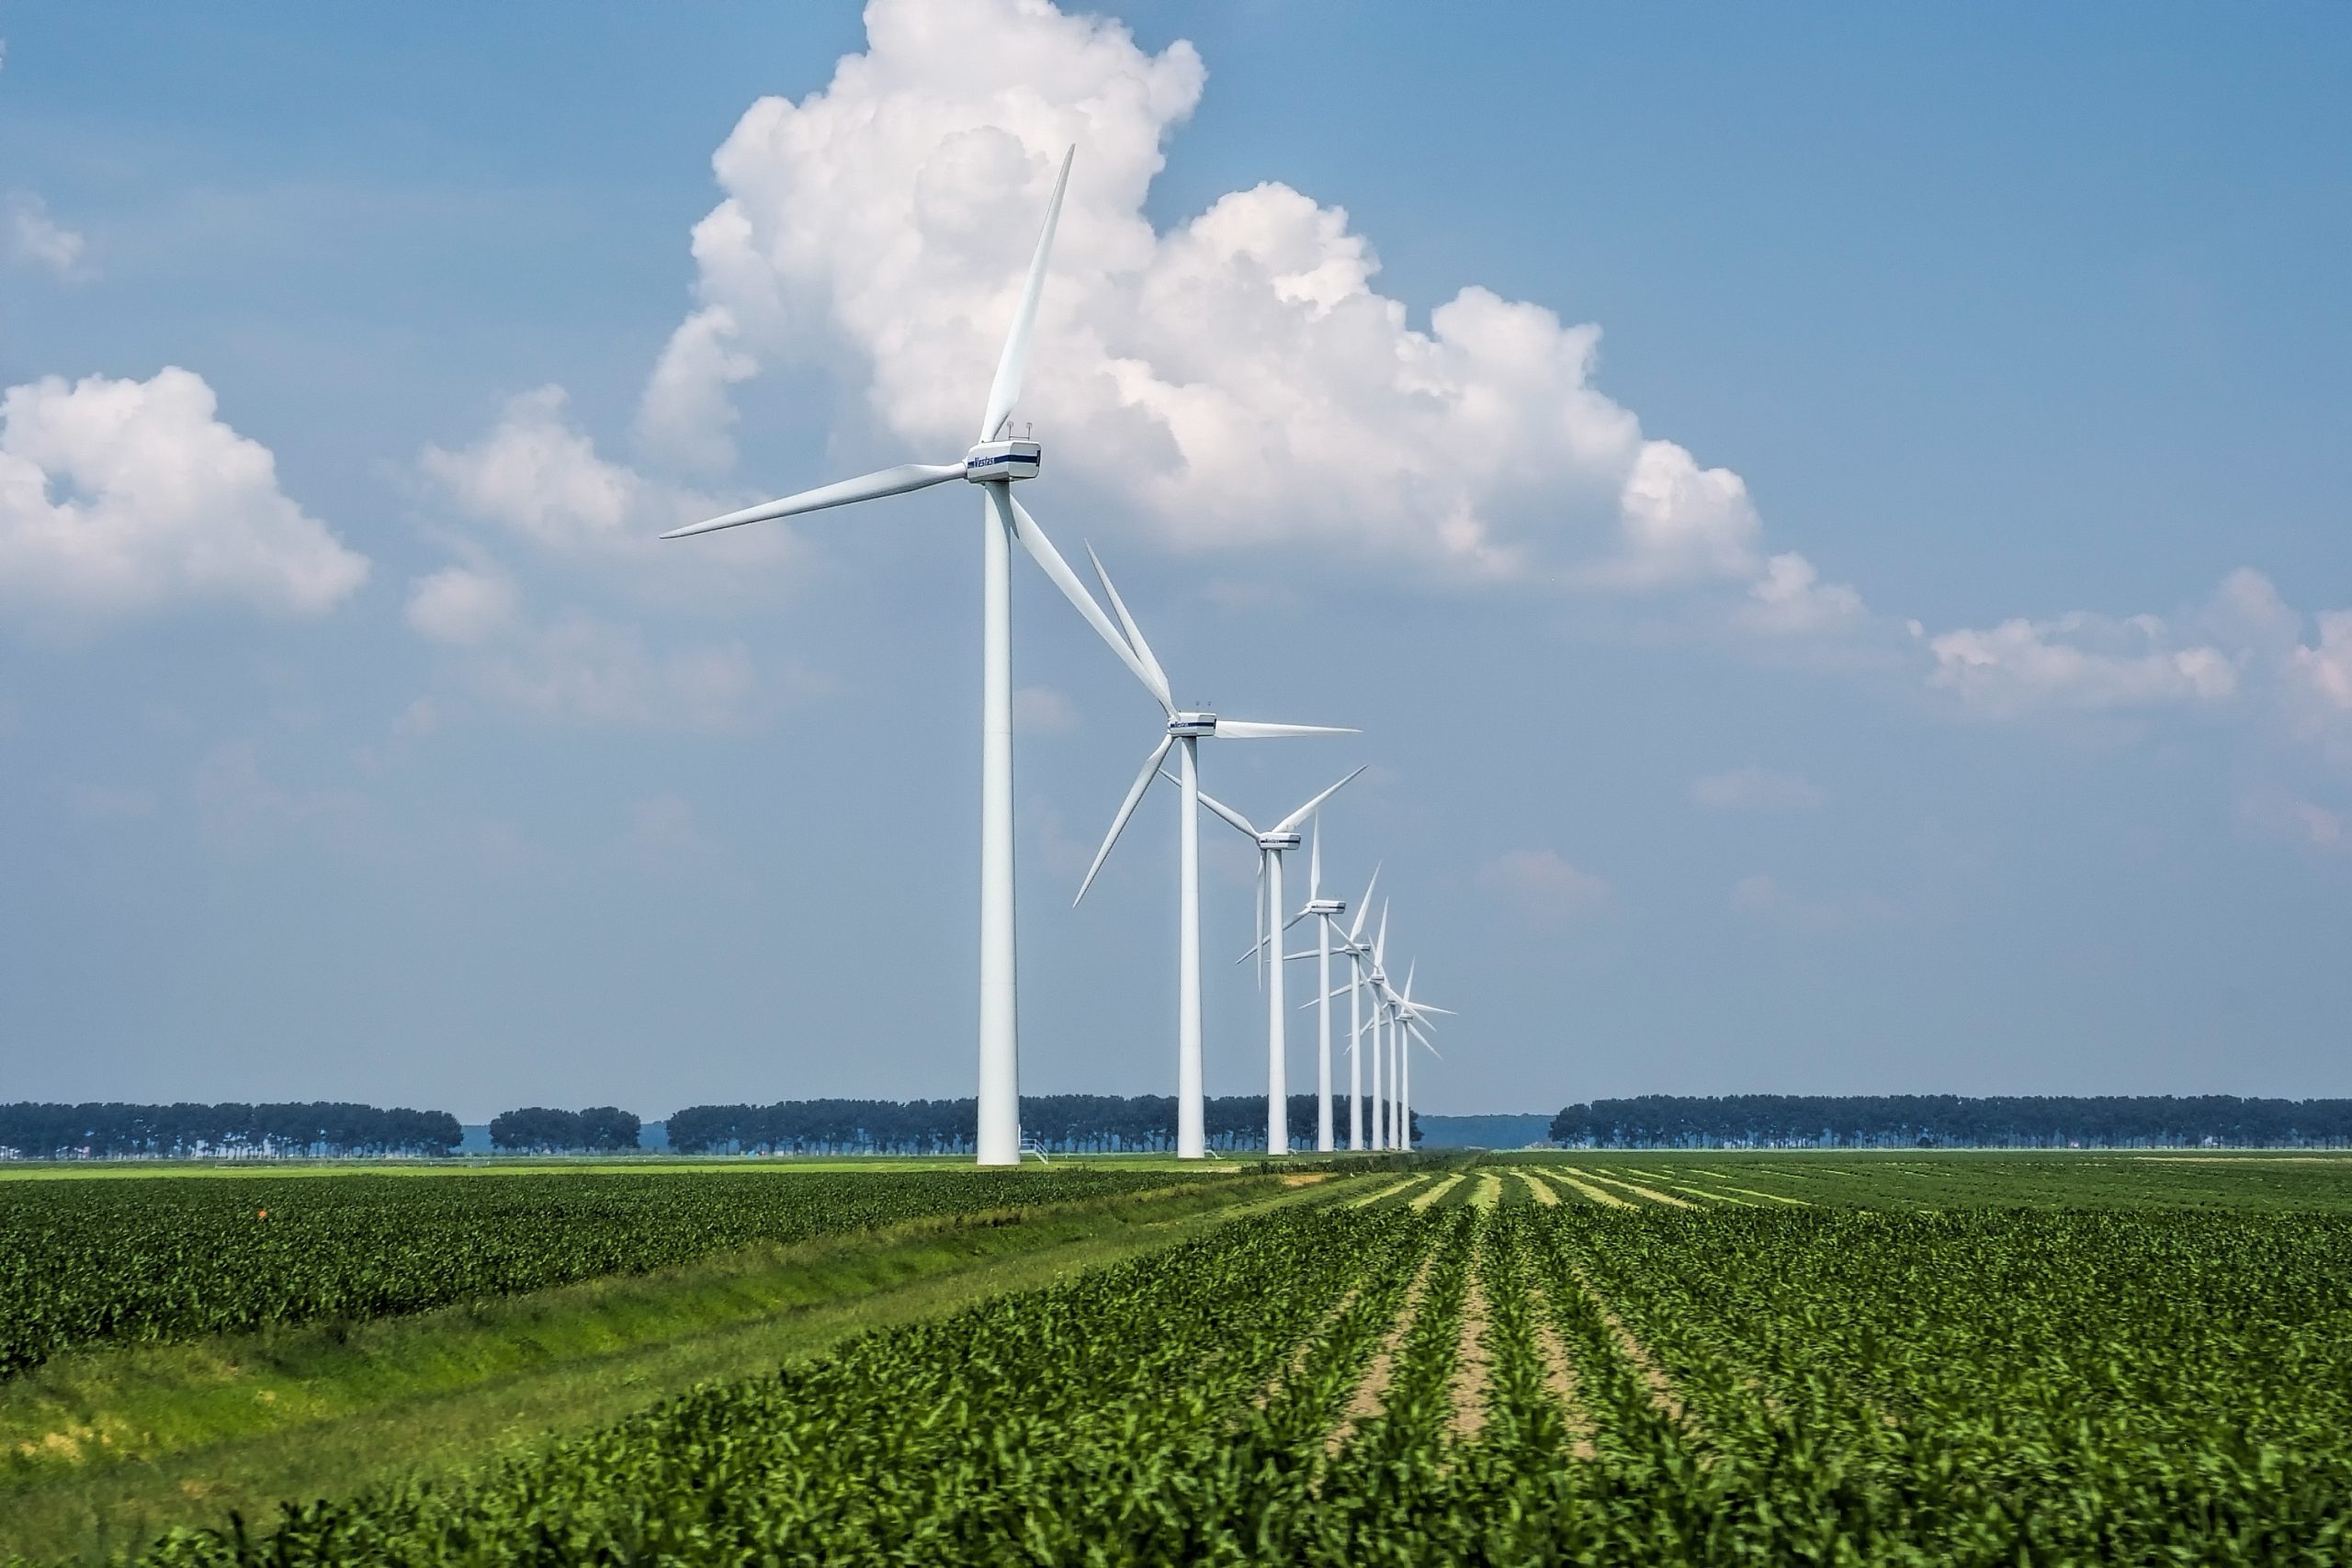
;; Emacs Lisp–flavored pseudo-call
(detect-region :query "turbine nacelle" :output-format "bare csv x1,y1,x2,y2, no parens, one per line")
1305,897,1345,915
1256,829,1304,851
964,439,1042,482
1166,712,1218,738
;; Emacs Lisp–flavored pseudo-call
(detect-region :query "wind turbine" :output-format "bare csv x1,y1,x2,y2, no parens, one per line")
1197,769,1364,1156
1320,866,1378,1150
1381,960,1454,1151
1269,851,1374,1152
660,149,1136,1167
1317,902,1383,1146
1072,550,1353,1160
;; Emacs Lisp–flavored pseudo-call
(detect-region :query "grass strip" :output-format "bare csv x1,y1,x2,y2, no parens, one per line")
0,1176,1319,1564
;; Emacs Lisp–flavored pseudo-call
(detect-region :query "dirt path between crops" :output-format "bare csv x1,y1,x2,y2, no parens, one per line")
1410,1174,1467,1211
1349,1175,1424,1209
1572,1171,1696,1210
1524,1280,1598,1459
1573,1267,1706,1450
1539,1169,1632,1208
1711,1183,1807,1205
1622,1169,1749,1205
1325,1247,1440,1454
1446,1257,1493,1440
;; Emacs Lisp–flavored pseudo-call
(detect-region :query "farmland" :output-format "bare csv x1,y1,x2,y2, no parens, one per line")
6,1154,2352,1563
0,1165,1187,1374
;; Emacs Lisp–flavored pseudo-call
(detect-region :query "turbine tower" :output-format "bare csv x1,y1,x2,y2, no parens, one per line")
1198,769,1363,1156
662,149,1128,1167
1073,550,1353,1159
1313,865,1378,1150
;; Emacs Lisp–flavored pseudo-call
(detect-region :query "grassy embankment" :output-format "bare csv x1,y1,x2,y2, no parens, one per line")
0,1169,1347,1563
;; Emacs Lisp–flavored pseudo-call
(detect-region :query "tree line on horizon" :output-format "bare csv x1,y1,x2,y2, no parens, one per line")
487,1105,643,1153
0,1101,462,1159
665,1095,1420,1156
1547,1094,2352,1148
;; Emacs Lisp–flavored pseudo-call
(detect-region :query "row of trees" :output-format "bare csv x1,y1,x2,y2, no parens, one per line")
1548,1095,2352,1149
486,1106,642,1153
0,1101,462,1159
666,1095,1420,1156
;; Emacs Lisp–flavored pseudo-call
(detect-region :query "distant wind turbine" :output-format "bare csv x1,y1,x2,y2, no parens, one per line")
1071,549,1353,1159
1197,769,1364,1156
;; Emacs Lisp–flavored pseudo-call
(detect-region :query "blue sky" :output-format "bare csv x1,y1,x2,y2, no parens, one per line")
2,1,2347,1121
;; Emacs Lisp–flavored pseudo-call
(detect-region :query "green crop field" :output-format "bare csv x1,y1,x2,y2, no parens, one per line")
6,1153,2351,1564
0,1165,1188,1374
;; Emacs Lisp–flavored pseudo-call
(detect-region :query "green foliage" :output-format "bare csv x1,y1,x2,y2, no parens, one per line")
117,1200,2352,1564
0,1168,1175,1375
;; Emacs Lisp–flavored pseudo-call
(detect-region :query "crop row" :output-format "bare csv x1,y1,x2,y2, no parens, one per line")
0,1167,1184,1374
125,1199,2352,1564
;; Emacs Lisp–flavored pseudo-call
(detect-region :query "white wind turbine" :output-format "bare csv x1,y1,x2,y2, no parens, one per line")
660,149,1142,1168
1380,960,1454,1151
1326,868,1379,1150
1263,843,1374,1152
1319,900,1395,1147
1072,548,1355,1160
1196,769,1364,1156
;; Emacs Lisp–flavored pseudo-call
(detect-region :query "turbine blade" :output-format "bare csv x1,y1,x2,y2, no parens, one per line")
1272,765,1366,836
1006,497,1164,705
1214,719,1357,740
662,463,965,538
1076,734,1173,904
1084,545,1173,710
1254,852,1266,988
1308,818,1321,898
1348,864,1380,942
1410,1023,1442,1058
978,146,1073,442
1192,785,1258,839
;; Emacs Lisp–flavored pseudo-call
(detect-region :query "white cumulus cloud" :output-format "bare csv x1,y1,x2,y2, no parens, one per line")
0,367,368,628
1926,610,2237,716
422,386,719,560
634,0,1827,605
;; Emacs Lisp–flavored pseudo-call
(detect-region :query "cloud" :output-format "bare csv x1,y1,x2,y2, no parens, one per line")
635,307,757,473
1689,766,1826,812
1926,610,2236,716
1479,848,1611,920
404,564,517,646
421,386,727,561
466,615,763,731
1914,570,2352,776
1728,873,1900,931
1740,551,1866,635
2284,610,2352,731
0,367,368,628
1012,683,1079,734
636,0,1832,608
5,194,87,279
2239,789,2346,856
